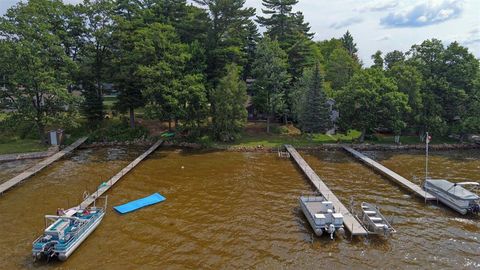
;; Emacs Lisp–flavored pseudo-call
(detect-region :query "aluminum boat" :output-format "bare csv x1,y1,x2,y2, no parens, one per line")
299,196,344,239
359,202,396,236
32,197,107,261
423,179,479,215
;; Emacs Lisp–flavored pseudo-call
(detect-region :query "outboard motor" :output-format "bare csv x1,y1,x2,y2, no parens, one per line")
327,224,336,240
471,203,480,214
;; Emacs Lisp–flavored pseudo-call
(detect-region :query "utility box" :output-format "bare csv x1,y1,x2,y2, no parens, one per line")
48,129,64,146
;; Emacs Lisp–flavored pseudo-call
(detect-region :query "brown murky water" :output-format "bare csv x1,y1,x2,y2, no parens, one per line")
0,159,38,184
0,147,479,269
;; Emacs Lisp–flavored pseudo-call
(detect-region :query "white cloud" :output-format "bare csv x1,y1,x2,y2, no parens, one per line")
329,17,364,30
381,0,464,27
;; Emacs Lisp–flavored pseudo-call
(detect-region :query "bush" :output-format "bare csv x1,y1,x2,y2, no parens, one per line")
89,122,149,142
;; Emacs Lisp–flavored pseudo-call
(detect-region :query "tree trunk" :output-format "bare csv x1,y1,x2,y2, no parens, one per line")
129,107,135,128
359,128,366,143
266,115,270,133
168,120,172,131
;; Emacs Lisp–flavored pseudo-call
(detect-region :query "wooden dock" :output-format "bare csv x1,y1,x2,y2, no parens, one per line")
79,140,163,208
342,146,436,201
285,145,368,236
0,137,88,194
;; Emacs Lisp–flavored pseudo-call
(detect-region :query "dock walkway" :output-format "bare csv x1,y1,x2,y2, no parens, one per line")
342,146,436,201
0,137,88,194
285,145,368,236
79,140,163,208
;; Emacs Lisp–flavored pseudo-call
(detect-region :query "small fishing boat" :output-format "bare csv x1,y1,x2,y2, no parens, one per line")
32,197,107,261
423,180,480,215
359,202,396,236
299,196,344,239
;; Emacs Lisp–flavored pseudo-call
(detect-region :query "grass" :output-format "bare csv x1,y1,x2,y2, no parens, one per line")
0,138,49,155
103,96,117,111
213,124,361,148
368,133,457,145
211,122,460,148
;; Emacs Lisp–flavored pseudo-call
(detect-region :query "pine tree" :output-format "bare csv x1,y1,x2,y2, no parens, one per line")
212,64,247,141
194,0,255,86
300,64,331,133
341,30,358,61
252,37,289,133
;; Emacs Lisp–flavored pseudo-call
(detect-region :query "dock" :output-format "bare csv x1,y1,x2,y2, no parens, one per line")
0,137,88,194
342,146,436,201
285,145,368,236
79,140,163,208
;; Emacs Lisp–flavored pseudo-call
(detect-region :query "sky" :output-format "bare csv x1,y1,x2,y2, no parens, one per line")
1,0,479,66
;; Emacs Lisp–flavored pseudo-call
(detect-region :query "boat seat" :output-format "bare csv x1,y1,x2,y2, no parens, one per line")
374,223,387,228
370,217,382,222
364,210,376,215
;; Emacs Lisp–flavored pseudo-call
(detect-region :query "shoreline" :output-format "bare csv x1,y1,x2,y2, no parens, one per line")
79,140,480,152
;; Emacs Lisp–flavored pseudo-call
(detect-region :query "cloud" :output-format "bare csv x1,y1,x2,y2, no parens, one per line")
356,0,398,12
375,35,391,41
329,16,363,29
380,0,464,28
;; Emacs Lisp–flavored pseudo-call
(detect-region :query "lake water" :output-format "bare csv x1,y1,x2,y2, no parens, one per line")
0,147,478,269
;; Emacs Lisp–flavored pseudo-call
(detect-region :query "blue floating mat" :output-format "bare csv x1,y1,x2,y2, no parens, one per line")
114,193,166,214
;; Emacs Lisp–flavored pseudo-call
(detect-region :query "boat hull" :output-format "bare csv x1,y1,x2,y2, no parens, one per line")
56,212,104,261
299,196,343,237
423,180,479,215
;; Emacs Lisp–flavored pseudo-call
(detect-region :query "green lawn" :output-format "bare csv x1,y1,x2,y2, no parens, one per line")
0,138,49,155
369,134,457,145
214,130,361,148
212,127,459,148
103,96,117,111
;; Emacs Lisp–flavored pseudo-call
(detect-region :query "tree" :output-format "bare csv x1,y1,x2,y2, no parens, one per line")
0,0,79,139
133,23,190,129
257,0,314,82
211,64,247,141
341,30,358,62
299,64,331,133
111,1,146,128
371,50,383,69
384,50,405,70
78,0,115,126
336,68,409,142
194,0,255,86
251,37,289,133
386,64,423,133
326,47,359,90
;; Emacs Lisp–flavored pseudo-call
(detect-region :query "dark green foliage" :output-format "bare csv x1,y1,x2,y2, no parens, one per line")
211,64,247,141
341,30,358,62
194,0,255,86
90,121,149,142
299,64,331,133
384,50,405,69
0,0,80,139
371,50,384,69
252,37,289,132
336,68,409,142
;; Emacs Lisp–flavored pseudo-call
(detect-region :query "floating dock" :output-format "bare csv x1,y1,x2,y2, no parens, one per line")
285,145,368,236
342,146,436,201
0,137,88,194
79,140,163,208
